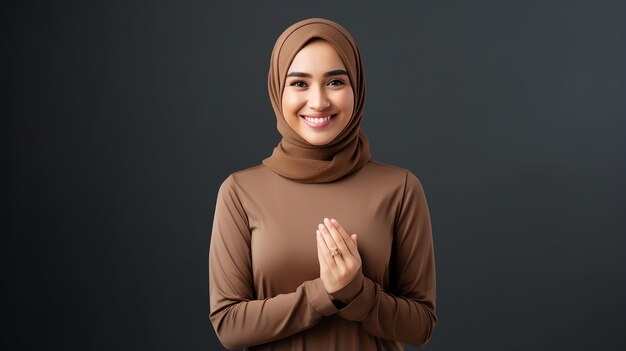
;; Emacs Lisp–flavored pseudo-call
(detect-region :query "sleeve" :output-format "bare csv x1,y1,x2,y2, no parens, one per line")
208,175,340,350
328,170,437,347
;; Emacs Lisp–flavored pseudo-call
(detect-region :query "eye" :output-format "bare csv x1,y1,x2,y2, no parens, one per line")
328,79,345,87
289,80,308,88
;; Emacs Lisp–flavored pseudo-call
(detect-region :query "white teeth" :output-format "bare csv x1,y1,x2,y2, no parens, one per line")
303,115,333,123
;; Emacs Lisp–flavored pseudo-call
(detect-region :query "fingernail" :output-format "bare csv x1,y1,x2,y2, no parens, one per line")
331,218,338,225
324,217,329,223
318,223,324,230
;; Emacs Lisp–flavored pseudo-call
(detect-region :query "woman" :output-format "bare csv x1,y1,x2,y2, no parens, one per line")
209,18,436,350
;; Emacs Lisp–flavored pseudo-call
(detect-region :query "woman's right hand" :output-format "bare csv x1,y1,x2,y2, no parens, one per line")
316,218,362,303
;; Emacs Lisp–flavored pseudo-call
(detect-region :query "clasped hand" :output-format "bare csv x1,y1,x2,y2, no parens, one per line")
316,218,362,303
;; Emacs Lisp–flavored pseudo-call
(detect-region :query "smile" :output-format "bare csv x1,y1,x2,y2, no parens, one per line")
300,114,336,128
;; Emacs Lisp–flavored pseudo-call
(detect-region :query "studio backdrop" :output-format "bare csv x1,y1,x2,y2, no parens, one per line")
3,1,624,350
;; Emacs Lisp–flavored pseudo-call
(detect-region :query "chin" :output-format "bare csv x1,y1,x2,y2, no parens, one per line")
302,135,337,146
306,140,330,146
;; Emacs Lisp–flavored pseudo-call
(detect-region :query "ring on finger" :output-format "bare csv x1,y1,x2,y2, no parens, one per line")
330,246,342,257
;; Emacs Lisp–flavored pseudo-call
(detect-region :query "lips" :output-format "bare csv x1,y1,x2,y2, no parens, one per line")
300,114,336,128
302,114,334,122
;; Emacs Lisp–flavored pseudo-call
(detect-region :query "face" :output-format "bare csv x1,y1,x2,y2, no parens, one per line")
281,39,354,146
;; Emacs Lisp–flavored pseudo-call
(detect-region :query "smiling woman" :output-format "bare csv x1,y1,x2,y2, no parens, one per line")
209,18,437,351
281,39,354,146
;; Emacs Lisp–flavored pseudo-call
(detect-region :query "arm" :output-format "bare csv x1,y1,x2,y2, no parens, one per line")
329,170,437,347
208,176,338,350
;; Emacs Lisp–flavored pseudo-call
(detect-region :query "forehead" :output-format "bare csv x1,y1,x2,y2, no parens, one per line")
287,39,346,72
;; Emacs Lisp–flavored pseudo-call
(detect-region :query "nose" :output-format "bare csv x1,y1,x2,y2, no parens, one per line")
308,86,331,110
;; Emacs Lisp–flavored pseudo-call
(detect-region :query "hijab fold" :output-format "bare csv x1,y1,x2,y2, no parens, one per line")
262,18,371,183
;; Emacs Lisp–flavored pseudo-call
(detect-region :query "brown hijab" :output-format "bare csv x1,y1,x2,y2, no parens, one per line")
262,18,371,183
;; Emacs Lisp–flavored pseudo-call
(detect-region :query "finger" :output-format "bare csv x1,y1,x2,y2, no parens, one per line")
316,232,329,271
318,222,345,266
316,229,338,269
318,224,343,268
330,218,359,257
323,218,351,260
351,234,357,248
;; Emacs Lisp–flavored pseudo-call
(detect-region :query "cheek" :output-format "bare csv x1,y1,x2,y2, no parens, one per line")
336,90,354,117
281,91,303,119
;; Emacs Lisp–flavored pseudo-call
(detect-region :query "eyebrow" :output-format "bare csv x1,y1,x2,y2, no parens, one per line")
286,69,348,78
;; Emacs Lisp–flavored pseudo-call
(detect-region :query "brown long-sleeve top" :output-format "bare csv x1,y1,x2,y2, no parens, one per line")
209,160,436,350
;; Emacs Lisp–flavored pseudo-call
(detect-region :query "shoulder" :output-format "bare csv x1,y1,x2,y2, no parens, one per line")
363,160,424,191
217,164,276,194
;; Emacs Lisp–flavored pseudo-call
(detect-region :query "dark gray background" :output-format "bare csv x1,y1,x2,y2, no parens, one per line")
3,1,624,350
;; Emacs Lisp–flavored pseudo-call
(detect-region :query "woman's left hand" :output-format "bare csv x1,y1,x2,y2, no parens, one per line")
316,218,362,300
